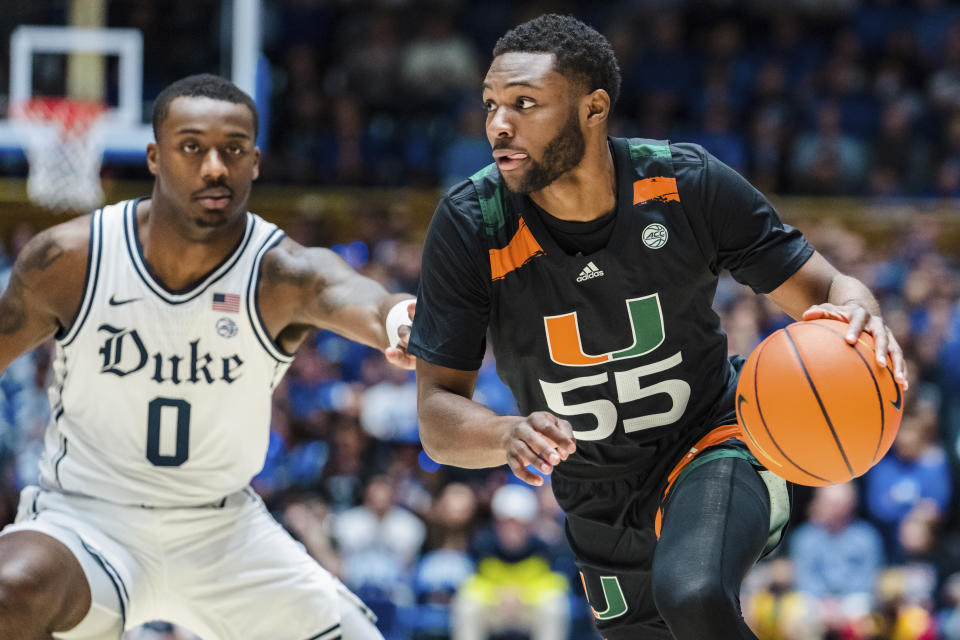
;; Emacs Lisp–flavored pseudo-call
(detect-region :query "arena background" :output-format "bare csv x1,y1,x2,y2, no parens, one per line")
1,1,960,638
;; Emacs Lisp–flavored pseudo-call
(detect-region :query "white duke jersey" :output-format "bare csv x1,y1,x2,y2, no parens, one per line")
38,199,294,507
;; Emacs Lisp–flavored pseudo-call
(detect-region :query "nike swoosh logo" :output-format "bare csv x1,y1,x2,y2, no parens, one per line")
108,295,141,306
885,363,902,410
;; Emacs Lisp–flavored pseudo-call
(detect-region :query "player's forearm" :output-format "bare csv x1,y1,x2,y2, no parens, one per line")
826,273,881,315
324,287,413,351
418,388,516,468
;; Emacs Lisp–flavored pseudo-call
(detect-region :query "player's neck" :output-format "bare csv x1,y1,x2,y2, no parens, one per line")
136,198,247,291
528,139,616,222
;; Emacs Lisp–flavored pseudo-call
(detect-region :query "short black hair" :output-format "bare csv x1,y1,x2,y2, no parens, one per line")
152,73,258,140
493,14,621,108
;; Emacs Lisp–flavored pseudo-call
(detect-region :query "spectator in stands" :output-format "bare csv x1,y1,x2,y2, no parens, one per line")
321,415,369,513
790,101,868,194
414,483,480,639
338,10,403,110
744,557,824,640
789,482,886,635
865,400,952,561
401,10,479,108
869,567,938,639
869,100,932,197
333,474,426,601
359,357,418,443
452,484,569,640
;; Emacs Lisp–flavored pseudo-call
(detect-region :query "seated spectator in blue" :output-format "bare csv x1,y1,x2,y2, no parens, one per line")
865,401,952,561
687,102,746,173
411,482,479,637
333,474,426,603
414,549,475,639
360,357,418,443
452,484,569,640
790,101,868,194
789,482,885,636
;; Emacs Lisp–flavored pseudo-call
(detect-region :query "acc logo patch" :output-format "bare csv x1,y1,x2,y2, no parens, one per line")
642,223,668,249
216,317,238,338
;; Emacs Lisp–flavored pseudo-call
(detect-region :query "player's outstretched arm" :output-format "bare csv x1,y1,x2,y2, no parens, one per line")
260,236,415,368
0,219,88,373
416,359,577,486
765,250,907,389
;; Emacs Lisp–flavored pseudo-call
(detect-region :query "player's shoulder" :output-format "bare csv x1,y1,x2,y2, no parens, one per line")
667,141,710,167
438,165,493,218
16,213,91,275
10,212,94,327
436,163,526,243
617,136,707,166
260,235,319,279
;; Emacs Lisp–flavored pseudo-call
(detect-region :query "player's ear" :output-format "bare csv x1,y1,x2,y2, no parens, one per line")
584,89,610,128
252,146,260,181
146,142,159,176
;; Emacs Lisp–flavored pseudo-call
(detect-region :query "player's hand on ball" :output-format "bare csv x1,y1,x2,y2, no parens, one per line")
501,412,576,486
802,302,907,390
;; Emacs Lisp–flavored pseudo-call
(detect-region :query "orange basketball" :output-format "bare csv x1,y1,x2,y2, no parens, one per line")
735,318,903,486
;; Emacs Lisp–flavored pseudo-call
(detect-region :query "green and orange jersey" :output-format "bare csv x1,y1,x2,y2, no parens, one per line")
409,137,814,479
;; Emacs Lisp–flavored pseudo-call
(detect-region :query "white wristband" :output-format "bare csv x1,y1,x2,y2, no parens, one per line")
385,299,414,348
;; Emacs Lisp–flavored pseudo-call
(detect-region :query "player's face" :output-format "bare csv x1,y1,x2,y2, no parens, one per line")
147,96,259,231
482,52,586,194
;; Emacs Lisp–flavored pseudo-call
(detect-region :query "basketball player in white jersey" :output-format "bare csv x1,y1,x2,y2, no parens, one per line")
0,74,416,640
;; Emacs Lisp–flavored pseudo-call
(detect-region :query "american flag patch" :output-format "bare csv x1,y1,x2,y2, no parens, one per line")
212,293,240,313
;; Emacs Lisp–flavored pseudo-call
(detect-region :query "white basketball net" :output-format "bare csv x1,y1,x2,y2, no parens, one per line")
11,98,107,212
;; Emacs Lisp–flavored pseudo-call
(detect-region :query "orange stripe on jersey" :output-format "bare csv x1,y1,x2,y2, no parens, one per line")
633,177,679,205
489,217,545,281
654,424,741,537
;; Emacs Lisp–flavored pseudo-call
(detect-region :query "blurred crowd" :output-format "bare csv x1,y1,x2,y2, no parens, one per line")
259,0,960,197
0,205,957,640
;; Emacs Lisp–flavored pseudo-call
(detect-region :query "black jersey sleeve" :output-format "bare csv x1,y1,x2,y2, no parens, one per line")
673,143,814,294
408,188,491,371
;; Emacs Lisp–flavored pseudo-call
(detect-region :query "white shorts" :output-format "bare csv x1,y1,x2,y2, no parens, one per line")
3,486,375,640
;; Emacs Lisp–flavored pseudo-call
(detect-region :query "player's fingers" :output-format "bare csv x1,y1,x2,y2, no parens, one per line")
505,447,545,486
554,419,577,456
384,346,416,370
866,318,889,368
885,331,909,391
802,304,848,323
406,300,417,320
517,425,565,467
845,306,869,343
527,412,576,457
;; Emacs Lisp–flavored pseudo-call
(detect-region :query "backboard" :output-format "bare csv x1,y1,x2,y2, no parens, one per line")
0,0,267,165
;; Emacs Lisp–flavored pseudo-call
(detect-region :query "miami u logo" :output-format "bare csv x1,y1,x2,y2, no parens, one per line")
538,293,690,441
580,573,629,620
544,294,664,366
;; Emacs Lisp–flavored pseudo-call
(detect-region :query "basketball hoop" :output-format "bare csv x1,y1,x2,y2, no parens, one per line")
10,97,108,213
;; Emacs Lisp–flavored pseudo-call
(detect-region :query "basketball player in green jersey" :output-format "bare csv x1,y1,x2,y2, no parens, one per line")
409,14,907,640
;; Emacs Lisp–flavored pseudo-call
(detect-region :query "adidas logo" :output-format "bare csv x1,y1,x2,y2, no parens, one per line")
576,261,605,282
